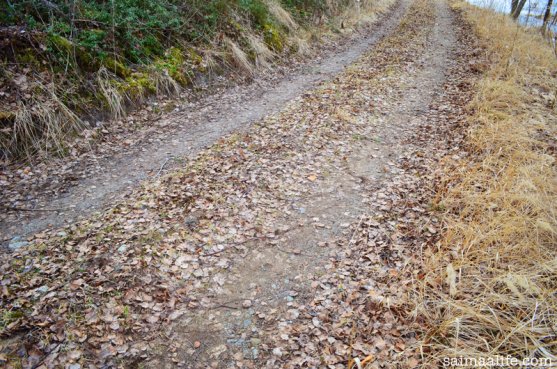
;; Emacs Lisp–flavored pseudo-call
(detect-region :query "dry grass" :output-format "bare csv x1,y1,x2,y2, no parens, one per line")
265,0,298,31
291,33,312,56
151,69,182,97
96,67,126,119
415,2,557,366
1,85,84,159
247,33,276,68
337,0,393,31
226,38,255,76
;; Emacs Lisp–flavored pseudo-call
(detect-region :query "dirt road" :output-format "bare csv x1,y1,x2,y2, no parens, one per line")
0,0,480,367
145,0,465,367
1,0,407,244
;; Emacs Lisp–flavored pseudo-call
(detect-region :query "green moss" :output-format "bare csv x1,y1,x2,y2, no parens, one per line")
187,48,206,73
1,309,25,329
229,19,246,34
188,48,203,65
48,34,95,71
263,23,284,52
16,48,42,68
167,47,184,65
102,57,131,78
154,47,192,86
48,34,73,52
119,72,156,101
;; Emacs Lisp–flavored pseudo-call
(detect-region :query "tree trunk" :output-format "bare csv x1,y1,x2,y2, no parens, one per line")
511,0,527,19
542,0,554,34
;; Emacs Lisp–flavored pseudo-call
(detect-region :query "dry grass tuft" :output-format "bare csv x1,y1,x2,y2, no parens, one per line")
289,29,313,56
226,38,255,76
151,69,182,97
247,33,276,68
1,85,84,159
96,67,126,119
338,0,393,31
265,0,298,31
415,2,557,366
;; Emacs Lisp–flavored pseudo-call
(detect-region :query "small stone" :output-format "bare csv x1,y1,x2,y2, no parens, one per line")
287,309,299,320
8,237,28,251
242,300,252,308
35,285,49,294
312,317,321,327
272,347,282,357
243,318,251,328
117,244,128,253
67,350,82,361
194,341,201,348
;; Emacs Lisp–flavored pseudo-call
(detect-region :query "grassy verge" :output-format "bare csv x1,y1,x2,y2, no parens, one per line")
416,1,557,365
0,0,393,161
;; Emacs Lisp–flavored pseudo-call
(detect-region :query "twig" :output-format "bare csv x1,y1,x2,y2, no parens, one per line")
348,215,366,246
209,303,240,310
156,157,171,177
30,343,60,369
199,238,256,257
2,205,68,212
199,225,302,257
208,298,245,310
275,246,310,256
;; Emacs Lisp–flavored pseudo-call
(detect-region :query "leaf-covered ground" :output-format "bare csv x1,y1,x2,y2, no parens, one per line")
0,0,403,244
0,0,481,367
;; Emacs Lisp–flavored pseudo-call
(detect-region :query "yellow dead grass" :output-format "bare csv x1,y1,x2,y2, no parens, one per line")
416,1,557,366
342,0,393,30
4,84,84,159
265,0,299,31
226,38,255,76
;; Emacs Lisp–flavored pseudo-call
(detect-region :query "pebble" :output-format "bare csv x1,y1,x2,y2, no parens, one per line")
36,285,49,294
8,236,28,251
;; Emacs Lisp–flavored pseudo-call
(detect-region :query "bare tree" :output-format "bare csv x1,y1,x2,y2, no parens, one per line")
542,0,554,34
511,0,528,19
